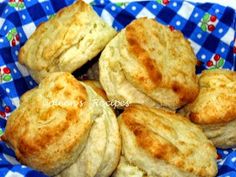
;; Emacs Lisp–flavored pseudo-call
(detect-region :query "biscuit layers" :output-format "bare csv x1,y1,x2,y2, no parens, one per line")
181,69,236,148
99,18,199,110
19,0,116,83
114,104,217,177
2,72,121,177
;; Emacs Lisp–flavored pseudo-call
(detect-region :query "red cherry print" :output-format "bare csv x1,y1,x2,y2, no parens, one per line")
233,46,236,54
0,111,6,118
214,54,220,61
197,60,203,66
9,0,14,2
210,15,217,22
19,0,23,2
15,34,20,41
3,67,11,74
11,39,16,46
4,106,11,113
217,154,222,160
162,0,169,5
207,60,213,67
208,24,215,32
169,25,175,31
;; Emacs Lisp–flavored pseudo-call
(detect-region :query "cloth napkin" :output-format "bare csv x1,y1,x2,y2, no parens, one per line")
0,0,235,176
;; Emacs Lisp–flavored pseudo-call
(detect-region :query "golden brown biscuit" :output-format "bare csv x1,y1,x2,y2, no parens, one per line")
99,18,199,110
114,104,217,177
19,0,116,83
2,72,121,177
181,69,236,148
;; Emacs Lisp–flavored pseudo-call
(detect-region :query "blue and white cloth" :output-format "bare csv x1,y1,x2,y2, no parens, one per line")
0,0,235,176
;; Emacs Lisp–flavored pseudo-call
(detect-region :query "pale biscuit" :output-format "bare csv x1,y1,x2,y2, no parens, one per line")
99,18,199,110
112,156,145,177
83,80,108,101
114,104,217,177
2,72,121,177
19,0,116,83
181,69,236,148
201,119,236,149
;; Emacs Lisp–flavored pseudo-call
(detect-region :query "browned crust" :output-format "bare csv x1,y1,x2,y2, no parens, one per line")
119,104,217,177
125,18,162,91
123,116,179,161
123,18,199,108
187,69,236,124
171,81,199,104
189,105,236,124
121,105,180,161
2,73,91,175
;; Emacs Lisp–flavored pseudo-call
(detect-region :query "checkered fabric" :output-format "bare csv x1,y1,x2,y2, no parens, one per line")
0,0,235,176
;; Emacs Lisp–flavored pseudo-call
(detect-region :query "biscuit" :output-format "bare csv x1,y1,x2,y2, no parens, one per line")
19,0,116,83
112,156,145,177
83,80,108,101
114,104,217,177
201,119,236,149
181,69,236,148
99,18,199,110
2,72,121,177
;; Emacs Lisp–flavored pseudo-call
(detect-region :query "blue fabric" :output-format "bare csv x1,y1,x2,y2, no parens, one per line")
0,0,235,176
